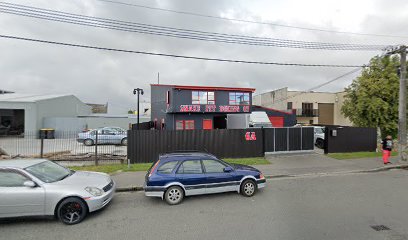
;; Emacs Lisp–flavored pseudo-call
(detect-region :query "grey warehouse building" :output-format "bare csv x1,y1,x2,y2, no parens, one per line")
0,93,92,135
151,84,255,130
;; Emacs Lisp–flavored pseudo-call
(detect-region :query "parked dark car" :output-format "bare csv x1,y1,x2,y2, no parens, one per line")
144,152,266,205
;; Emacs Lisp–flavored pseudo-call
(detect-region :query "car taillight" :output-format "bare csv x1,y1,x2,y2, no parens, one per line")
148,160,160,178
259,173,265,180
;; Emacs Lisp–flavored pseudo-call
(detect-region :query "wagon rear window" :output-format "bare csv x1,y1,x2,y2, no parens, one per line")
157,161,179,174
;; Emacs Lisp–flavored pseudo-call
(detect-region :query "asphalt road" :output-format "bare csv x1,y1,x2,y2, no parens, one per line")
1,170,408,240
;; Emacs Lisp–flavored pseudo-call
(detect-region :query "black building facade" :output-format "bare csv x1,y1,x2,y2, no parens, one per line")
151,84,255,130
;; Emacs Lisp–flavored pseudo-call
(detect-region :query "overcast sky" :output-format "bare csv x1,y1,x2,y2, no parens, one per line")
0,0,407,113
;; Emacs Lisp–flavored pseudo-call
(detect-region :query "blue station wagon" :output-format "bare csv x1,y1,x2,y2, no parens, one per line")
144,152,266,205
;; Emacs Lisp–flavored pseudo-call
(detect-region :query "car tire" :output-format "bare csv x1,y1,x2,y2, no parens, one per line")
240,179,257,197
57,197,88,225
121,138,128,146
84,139,94,146
316,139,324,149
164,186,184,205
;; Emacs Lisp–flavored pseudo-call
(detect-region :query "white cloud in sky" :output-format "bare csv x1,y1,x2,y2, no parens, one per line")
0,0,406,113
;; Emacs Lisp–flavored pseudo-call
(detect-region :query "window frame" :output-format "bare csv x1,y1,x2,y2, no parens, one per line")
287,102,293,110
0,169,32,187
157,161,179,174
229,92,250,105
191,91,216,105
202,159,227,173
176,159,204,174
176,120,195,130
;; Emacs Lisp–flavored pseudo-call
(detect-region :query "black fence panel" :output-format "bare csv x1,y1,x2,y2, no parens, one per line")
302,127,315,150
324,126,377,153
264,128,275,152
274,128,288,151
128,129,264,163
289,128,302,151
264,127,314,152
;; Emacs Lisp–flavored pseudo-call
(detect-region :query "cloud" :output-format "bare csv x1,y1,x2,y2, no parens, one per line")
0,0,405,113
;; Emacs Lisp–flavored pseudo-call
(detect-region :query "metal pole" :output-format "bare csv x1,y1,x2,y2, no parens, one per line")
95,130,99,166
40,137,44,158
300,126,303,150
399,45,407,161
137,90,140,130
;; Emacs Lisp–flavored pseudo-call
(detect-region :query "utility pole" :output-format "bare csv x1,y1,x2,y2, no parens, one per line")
398,45,407,161
157,72,160,84
133,88,144,130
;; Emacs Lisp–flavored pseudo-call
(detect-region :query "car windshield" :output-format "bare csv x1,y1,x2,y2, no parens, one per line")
315,127,325,134
25,161,73,183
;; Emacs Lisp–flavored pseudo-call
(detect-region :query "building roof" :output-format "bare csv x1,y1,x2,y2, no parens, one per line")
151,84,255,92
0,93,72,103
0,159,47,169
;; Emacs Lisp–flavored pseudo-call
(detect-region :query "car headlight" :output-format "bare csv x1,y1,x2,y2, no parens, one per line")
85,187,103,196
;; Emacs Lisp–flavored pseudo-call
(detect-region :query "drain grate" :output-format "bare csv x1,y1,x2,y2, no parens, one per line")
371,225,391,231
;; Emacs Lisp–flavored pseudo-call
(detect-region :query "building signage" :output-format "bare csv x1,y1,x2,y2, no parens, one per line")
179,105,201,112
179,105,250,113
245,132,257,141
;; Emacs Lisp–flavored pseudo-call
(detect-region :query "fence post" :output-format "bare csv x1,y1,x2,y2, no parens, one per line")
287,127,289,151
273,128,276,152
40,137,44,158
300,126,303,150
95,131,98,166
261,127,265,155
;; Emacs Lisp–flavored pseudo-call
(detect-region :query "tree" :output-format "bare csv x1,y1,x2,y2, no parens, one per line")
341,55,400,138
128,110,134,114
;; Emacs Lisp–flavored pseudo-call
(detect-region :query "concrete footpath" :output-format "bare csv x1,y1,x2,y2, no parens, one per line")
111,153,407,192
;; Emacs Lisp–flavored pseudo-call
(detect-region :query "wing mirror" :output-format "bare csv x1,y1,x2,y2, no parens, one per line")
23,180,36,188
223,166,233,172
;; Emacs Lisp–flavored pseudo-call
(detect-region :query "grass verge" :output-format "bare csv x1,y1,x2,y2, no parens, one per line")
328,151,398,160
69,157,270,174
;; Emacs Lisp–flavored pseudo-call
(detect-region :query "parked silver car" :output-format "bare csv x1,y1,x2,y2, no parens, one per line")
0,159,116,224
77,128,127,146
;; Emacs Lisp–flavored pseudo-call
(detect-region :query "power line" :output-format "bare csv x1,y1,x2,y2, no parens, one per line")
259,67,362,104
0,34,367,67
96,0,408,39
0,2,391,51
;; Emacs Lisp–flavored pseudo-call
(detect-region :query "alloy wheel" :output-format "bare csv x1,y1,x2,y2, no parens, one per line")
244,182,255,196
60,202,83,224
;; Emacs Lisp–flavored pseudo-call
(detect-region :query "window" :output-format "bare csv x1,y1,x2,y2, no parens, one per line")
192,91,215,105
157,161,179,174
202,160,226,173
0,170,29,187
287,102,293,110
177,160,203,174
176,120,195,130
25,161,72,183
229,92,250,105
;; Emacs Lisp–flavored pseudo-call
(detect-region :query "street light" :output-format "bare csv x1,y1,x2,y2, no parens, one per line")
133,88,144,130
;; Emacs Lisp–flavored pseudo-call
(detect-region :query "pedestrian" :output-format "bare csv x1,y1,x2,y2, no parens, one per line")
381,135,393,165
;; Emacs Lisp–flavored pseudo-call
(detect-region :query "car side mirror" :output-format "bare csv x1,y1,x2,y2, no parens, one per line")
23,180,36,188
223,166,233,172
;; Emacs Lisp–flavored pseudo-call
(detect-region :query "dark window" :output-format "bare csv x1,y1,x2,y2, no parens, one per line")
0,170,29,187
287,102,293,110
229,92,250,105
192,91,215,105
302,103,314,116
177,160,203,174
157,161,179,174
202,160,226,173
166,91,170,104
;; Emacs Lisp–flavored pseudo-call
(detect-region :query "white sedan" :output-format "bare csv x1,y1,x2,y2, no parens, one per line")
0,159,116,224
